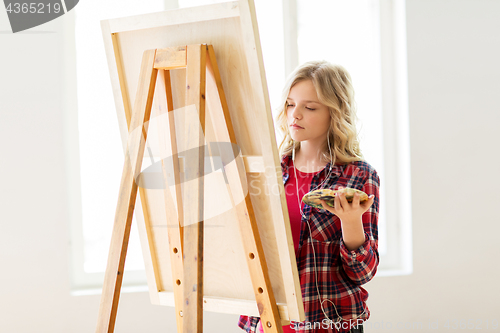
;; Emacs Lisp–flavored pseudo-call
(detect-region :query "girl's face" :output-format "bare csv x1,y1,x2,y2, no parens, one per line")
286,79,331,146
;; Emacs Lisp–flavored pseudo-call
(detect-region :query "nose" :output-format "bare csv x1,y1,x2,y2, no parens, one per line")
289,104,302,119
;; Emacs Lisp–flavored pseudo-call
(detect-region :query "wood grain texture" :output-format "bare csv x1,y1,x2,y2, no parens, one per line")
155,69,185,332
158,292,290,318
100,21,130,152
207,45,282,332
155,46,187,70
237,0,304,322
100,0,304,325
206,45,282,332
107,2,240,33
96,49,157,333
182,44,206,333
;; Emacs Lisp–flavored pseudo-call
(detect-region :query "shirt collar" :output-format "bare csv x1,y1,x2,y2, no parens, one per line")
281,154,344,179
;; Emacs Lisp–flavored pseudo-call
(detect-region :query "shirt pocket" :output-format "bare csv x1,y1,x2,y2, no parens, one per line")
300,237,341,277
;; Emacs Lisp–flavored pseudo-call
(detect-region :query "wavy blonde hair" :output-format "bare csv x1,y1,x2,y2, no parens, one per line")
276,60,363,165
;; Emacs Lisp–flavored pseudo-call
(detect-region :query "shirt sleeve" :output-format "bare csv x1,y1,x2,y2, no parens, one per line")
339,168,380,285
238,315,260,332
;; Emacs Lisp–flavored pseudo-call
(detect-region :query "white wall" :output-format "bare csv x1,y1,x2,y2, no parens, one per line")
1,0,499,332
364,0,500,331
0,10,240,333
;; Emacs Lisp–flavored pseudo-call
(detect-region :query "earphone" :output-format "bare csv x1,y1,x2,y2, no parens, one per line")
291,135,365,326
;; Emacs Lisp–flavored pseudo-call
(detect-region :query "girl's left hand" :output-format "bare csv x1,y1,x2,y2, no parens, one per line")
319,187,375,250
319,187,375,223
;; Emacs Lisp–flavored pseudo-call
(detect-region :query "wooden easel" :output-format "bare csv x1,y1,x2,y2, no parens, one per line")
96,44,283,333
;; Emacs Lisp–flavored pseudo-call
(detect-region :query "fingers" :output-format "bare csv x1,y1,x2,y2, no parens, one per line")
337,191,349,210
360,194,375,212
368,194,375,203
336,191,373,212
351,192,361,209
321,188,376,217
319,199,335,213
334,191,343,212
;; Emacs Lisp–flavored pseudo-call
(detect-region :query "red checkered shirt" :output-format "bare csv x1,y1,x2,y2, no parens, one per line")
238,155,380,332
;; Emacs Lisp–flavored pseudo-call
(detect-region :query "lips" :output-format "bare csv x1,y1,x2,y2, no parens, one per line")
290,123,304,129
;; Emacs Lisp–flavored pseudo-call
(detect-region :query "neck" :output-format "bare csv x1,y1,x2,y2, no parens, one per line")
293,140,328,173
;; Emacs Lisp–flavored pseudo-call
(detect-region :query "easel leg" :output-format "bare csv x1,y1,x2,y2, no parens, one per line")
96,49,158,333
158,68,185,333
182,44,207,333
205,45,283,333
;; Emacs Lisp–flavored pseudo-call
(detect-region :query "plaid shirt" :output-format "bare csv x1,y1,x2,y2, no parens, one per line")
238,155,380,332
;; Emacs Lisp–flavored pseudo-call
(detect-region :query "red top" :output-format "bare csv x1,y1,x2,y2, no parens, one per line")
284,162,324,255
261,162,325,333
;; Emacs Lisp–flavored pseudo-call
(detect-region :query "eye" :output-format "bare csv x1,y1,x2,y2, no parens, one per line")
306,107,316,111
287,104,295,108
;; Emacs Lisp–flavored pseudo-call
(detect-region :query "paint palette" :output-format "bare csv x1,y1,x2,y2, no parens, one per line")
302,187,369,209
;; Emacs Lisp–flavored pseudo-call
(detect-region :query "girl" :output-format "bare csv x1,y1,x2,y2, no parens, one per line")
238,61,380,333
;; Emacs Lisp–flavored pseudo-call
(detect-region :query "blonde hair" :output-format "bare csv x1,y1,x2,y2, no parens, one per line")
276,60,363,165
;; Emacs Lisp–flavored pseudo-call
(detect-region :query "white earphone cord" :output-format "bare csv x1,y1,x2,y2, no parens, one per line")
292,137,365,326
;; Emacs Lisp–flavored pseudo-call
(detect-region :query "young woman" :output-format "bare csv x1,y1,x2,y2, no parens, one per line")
238,61,380,333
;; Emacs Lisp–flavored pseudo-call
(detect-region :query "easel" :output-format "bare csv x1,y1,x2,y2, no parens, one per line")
96,44,284,333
